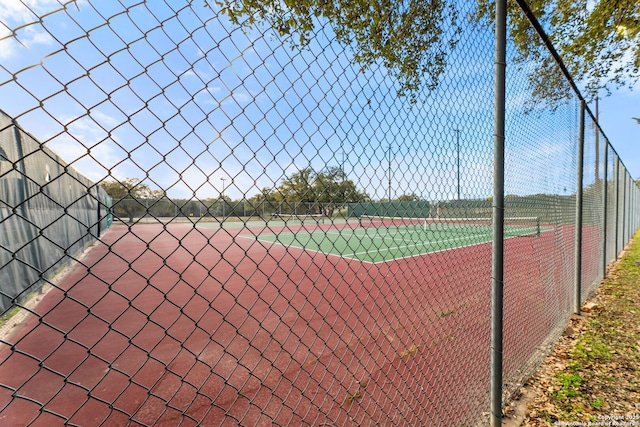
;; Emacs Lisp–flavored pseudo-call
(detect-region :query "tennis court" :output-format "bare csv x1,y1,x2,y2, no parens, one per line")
238,216,541,263
0,217,590,426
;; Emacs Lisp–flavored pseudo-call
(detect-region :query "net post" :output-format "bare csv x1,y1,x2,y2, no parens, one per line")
574,101,585,315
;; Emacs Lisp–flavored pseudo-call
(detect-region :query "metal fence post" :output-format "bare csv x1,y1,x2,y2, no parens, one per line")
628,174,631,241
602,142,608,278
615,159,621,257
623,173,627,245
491,0,507,424
629,174,636,239
13,122,42,292
631,178,638,233
626,174,630,241
574,102,585,314
628,174,632,241
96,187,101,237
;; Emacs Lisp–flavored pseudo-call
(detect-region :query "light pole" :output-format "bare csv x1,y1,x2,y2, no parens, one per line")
220,177,226,218
388,143,392,202
454,128,461,200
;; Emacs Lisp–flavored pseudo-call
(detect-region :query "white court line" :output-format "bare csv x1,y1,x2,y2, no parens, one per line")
238,229,493,264
338,231,492,259
237,226,545,265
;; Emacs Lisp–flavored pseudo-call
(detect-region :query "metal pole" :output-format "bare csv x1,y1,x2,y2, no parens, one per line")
633,179,636,233
626,175,632,241
220,177,226,219
631,178,635,236
388,143,392,202
594,98,599,185
632,178,635,235
619,163,624,254
491,0,507,424
627,175,633,240
96,188,101,237
623,174,627,245
627,174,631,241
602,143,608,278
13,122,42,292
574,101,585,314
628,174,631,241
454,128,461,200
614,159,620,258
625,173,629,241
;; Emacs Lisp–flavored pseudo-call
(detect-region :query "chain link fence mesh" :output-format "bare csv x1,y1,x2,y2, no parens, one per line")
1,1,639,425
604,148,615,282
501,40,577,403
580,114,604,298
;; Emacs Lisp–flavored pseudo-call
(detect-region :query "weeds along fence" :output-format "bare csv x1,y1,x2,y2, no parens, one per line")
0,1,639,426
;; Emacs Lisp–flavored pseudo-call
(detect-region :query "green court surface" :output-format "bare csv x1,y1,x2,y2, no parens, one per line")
249,217,540,263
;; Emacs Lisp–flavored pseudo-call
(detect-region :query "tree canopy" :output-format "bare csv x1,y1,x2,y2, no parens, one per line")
215,0,461,103
101,178,162,200
267,166,370,215
475,0,640,102
214,0,638,103
102,178,163,223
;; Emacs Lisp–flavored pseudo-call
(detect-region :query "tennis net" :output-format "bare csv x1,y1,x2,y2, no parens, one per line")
269,213,328,225
357,216,541,237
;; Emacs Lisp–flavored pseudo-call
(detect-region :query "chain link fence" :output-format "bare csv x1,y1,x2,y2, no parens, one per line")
0,1,639,425
109,198,348,224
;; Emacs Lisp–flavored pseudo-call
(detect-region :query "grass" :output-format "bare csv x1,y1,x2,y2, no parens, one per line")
523,230,640,425
0,286,51,332
0,305,21,328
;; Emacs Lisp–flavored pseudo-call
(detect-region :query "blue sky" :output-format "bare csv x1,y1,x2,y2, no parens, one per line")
597,92,640,180
0,0,637,203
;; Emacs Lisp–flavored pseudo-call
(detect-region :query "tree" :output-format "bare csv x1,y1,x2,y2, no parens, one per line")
314,166,370,216
395,193,422,202
215,0,461,103
247,187,280,217
277,167,317,212
474,0,640,103
216,0,638,104
275,166,370,215
101,178,163,223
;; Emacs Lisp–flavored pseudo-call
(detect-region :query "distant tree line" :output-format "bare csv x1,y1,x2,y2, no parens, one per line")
101,168,428,223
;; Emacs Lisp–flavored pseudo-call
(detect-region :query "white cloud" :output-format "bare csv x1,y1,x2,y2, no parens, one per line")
48,139,125,182
0,38,17,60
0,0,38,22
44,114,127,182
0,0,59,59
90,110,120,129
181,69,196,79
23,25,52,45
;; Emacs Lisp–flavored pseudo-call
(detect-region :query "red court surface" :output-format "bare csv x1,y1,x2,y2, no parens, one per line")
0,221,581,426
